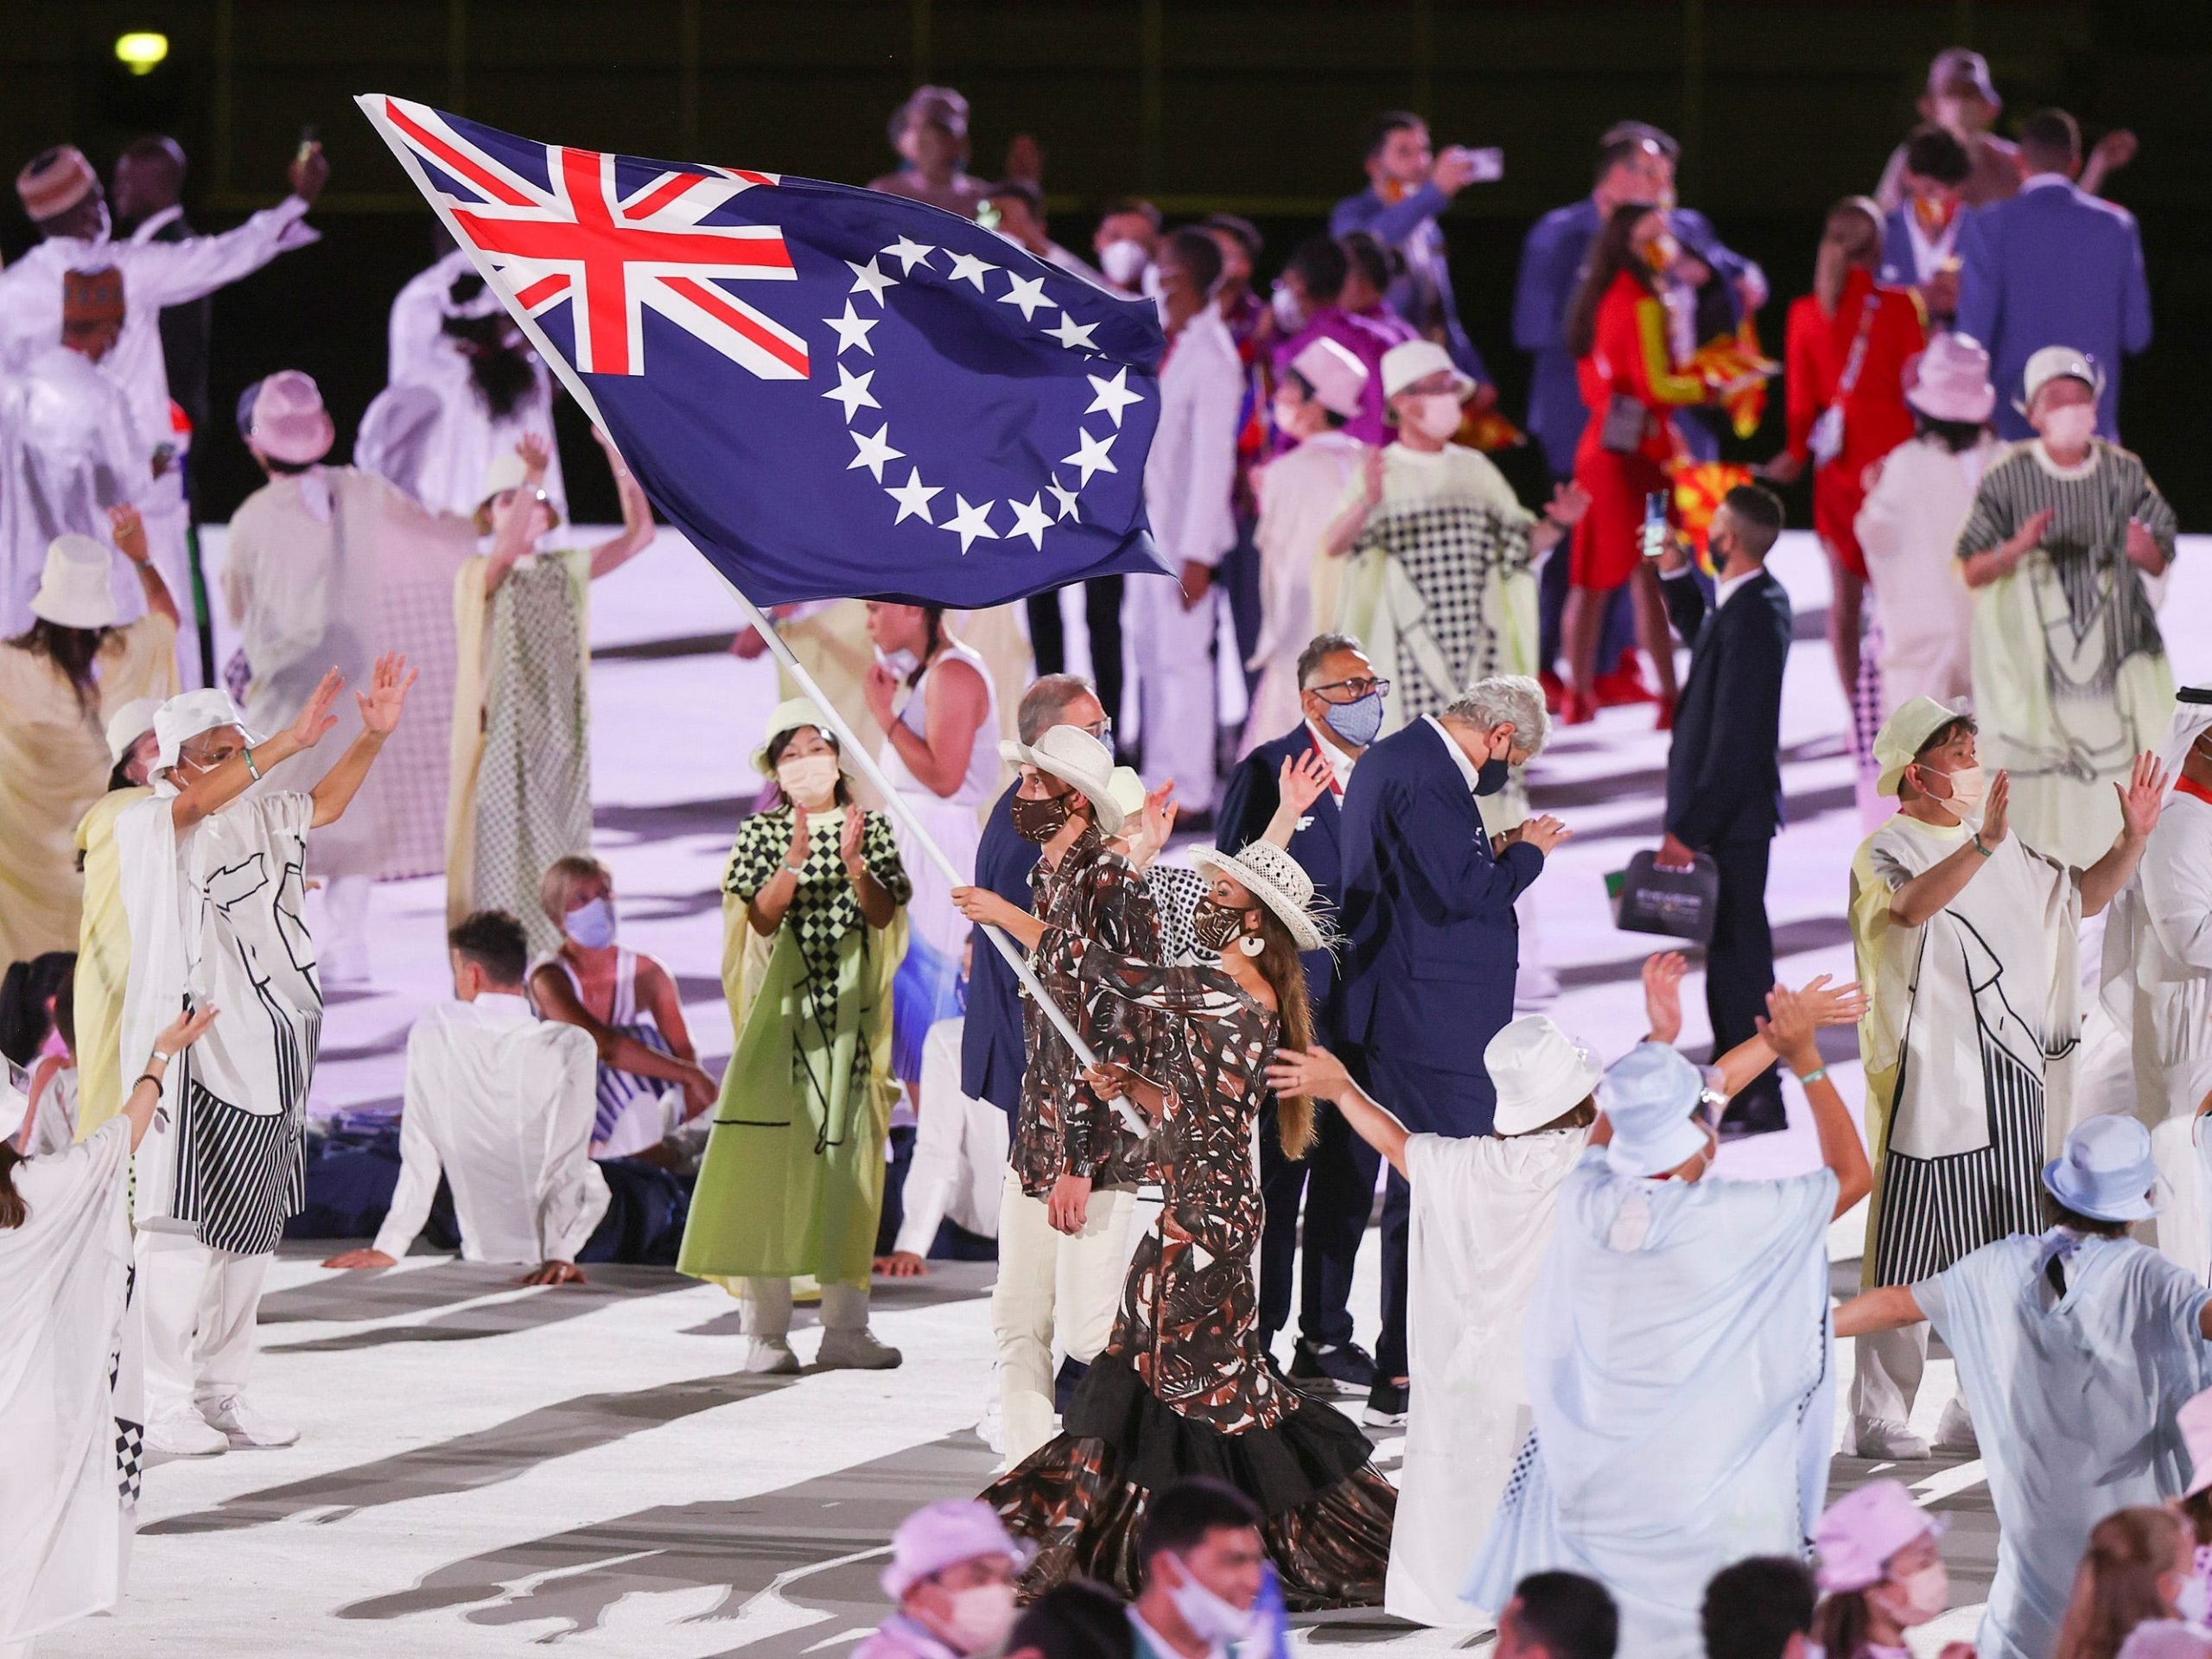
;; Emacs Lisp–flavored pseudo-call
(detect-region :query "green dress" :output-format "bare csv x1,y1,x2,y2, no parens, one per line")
677,804,912,1287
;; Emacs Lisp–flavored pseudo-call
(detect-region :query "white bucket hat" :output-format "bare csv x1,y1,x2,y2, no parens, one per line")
1872,695,1969,798
1288,335,1370,419
1380,338,1475,402
154,688,256,775
1486,1015,1603,1136
1187,840,1330,954
2018,344,2104,416
476,447,564,525
2042,1113,2158,1224
105,695,165,768
28,533,118,630
1599,1042,1715,1178
997,724,1127,836
750,697,851,778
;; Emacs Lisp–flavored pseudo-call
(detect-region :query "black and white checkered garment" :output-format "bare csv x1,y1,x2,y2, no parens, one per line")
1357,502,1532,721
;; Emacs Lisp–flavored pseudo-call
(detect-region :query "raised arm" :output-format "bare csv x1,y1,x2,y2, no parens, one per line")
169,670,344,833
866,654,988,799
109,504,179,627
1257,751,1332,850
1266,1046,1410,1179
587,427,657,579
308,652,416,829
1712,974,1867,1096
1758,983,1870,1217
121,1005,220,1151
1319,447,1385,563
483,435,551,597
2079,754,2165,917
1834,1283,1925,1339
1888,772,2009,927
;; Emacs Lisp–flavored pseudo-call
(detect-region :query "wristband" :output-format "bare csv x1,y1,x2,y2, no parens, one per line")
1796,1065,1828,1086
1971,834,1993,858
134,1071,165,1092
243,746,262,781
782,859,806,874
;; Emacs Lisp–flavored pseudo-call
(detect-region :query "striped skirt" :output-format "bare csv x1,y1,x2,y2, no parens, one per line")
1872,1033,2046,1287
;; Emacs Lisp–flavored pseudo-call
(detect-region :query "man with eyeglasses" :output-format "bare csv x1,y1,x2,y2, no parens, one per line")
1216,632,1387,1397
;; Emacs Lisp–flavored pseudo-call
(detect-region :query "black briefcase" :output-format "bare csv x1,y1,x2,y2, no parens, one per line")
1607,849,1721,944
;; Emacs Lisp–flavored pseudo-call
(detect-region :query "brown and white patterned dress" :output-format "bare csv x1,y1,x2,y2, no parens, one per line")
985,943,1395,1609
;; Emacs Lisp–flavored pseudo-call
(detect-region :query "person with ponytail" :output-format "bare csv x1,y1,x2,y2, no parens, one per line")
1770,195,1926,713
1809,1480,1974,1659
2054,1509,2207,1659
984,839,1396,1610
0,1002,217,1654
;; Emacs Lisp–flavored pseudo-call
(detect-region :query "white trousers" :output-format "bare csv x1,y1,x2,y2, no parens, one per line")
1125,574,1218,812
740,1277,870,1337
992,1172,1141,1467
137,1231,272,1414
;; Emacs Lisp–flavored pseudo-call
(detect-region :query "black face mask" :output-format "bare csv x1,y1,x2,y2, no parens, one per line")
1476,754,1510,796
1011,789,1075,842
1190,897,1249,954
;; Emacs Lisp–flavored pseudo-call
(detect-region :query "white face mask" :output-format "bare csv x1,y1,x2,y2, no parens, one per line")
777,753,842,809
563,896,616,950
2038,401,2098,452
873,643,921,680
1098,238,1149,289
1166,1559,1257,1645
1925,761,1986,816
1403,391,1464,442
931,1581,1019,1655
2177,1567,2210,1629
1269,284,1306,334
1869,1560,1950,1626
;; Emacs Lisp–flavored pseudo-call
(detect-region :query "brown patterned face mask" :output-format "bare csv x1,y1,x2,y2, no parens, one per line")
1011,787,1077,842
1190,897,1249,954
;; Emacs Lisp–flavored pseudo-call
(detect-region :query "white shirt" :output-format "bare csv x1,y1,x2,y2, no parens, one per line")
2020,172,2074,194
1143,306,1244,569
1303,720,1358,793
1423,714,1483,792
372,994,610,1266
1664,563,1758,613
891,1020,1008,1255
1128,1607,1225,1659
0,195,315,462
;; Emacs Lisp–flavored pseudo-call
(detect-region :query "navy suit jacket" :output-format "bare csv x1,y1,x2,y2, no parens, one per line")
1217,724,1347,1037
1955,179,2152,441
1878,205,1920,291
958,782,1041,1119
1512,198,1751,477
1662,570,1792,850
1338,719,1542,1131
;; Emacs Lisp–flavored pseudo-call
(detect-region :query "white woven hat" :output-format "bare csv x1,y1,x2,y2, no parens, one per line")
750,697,853,778
28,533,118,630
997,724,1127,836
1187,840,1329,954
1486,1015,1603,1136
1380,338,1474,402
105,695,164,768
154,688,255,775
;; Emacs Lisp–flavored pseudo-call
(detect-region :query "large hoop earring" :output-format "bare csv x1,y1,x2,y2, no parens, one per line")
1239,933,1266,958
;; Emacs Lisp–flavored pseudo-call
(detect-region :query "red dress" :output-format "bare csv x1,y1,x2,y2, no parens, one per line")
1783,268,1925,579
1568,270,1706,590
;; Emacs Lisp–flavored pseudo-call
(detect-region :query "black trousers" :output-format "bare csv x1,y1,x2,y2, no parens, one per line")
1256,1096,1381,1351
1707,835,1783,1122
1026,578,1125,731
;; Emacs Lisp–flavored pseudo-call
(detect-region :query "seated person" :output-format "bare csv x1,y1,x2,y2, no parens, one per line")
323,911,608,1284
530,854,716,1158
877,1010,1008,1276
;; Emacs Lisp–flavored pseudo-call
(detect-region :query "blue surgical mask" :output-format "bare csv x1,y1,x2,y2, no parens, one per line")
1320,690,1385,750
563,896,616,950
1476,755,1510,796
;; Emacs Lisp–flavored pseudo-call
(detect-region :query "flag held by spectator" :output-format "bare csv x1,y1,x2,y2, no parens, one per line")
358,94,1167,607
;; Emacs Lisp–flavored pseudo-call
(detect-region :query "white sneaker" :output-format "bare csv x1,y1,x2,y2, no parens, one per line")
817,1327,903,1370
146,1405,229,1459
199,1392,300,1449
1935,1395,1978,1455
744,1335,801,1375
1853,1418,1930,1460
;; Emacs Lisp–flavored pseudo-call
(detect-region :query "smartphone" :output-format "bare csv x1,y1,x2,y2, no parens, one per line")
1640,490,1670,560
1460,145,1504,183
296,124,320,166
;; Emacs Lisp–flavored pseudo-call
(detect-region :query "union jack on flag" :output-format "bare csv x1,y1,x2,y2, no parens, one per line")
359,94,1166,609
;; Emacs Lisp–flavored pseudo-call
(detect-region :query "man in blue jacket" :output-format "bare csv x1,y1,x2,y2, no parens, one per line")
1956,107,2152,442
1217,632,1384,1396
1338,673,1569,1423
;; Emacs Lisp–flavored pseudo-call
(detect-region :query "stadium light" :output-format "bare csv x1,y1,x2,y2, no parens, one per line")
115,32,170,75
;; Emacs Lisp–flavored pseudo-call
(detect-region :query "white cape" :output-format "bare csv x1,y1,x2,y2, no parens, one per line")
0,1118,142,1643
1463,1153,1837,1659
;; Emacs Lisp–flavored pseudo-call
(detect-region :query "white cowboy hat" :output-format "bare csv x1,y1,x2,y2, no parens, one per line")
1187,840,1331,955
1486,1015,1604,1136
750,697,854,778
997,724,1127,836
29,533,118,630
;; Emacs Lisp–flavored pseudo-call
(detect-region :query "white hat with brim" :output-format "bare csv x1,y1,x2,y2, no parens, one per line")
2042,1113,2158,1224
1288,335,1370,419
1599,1042,1714,1178
105,695,165,768
1487,1015,1604,1136
29,533,119,630
1380,338,1475,403
1872,695,1968,798
2017,344,2105,417
477,448,565,526
750,697,853,778
154,689,257,776
997,725,1127,837
1187,841,1331,955
2162,689,2212,779
879,1499,1033,1602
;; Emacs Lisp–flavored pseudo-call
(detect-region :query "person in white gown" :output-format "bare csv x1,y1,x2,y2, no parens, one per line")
117,660,416,1459
1242,336,1370,751
0,1003,215,1657
1837,1115,2212,1659
322,909,607,1281
1462,989,1872,1659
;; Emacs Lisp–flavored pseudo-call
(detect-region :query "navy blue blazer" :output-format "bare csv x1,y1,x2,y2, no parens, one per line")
1217,723,1346,1036
1662,569,1792,851
958,782,1041,1120
1878,205,1920,292
1338,719,1543,1128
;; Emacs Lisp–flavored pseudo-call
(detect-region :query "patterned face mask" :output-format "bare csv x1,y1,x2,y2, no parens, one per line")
1190,897,1250,954
1011,788,1075,842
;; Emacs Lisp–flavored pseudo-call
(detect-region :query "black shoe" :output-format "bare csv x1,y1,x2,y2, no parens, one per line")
1717,1092,1789,1141
1053,1356,1090,1414
1287,1338,1376,1395
1363,1377,1408,1428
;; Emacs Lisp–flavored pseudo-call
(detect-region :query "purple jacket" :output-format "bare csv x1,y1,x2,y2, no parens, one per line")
1272,304,1415,446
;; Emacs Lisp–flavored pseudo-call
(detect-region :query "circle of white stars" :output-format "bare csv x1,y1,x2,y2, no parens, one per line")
823,234,1146,556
